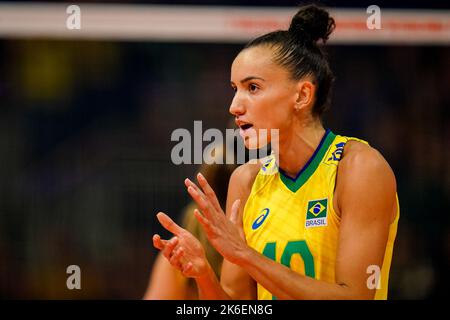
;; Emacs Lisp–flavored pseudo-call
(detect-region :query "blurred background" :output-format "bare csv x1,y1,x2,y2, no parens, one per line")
0,0,449,299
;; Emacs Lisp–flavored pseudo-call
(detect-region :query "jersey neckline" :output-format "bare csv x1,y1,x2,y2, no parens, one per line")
278,129,336,193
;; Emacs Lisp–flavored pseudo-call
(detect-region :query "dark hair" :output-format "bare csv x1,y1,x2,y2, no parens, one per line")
244,4,336,117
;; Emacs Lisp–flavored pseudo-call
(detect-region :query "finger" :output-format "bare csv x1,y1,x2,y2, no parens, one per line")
182,262,193,275
185,178,213,209
230,200,245,240
187,186,213,219
229,199,241,225
157,212,183,236
153,234,168,251
184,178,204,196
169,247,184,266
194,209,211,232
172,247,187,271
196,173,222,212
162,236,178,260
185,178,216,214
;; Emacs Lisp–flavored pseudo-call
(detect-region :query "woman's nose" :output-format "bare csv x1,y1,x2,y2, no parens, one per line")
229,94,245,116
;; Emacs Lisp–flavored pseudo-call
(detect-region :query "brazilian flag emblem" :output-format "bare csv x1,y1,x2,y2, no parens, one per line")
307,199,328,220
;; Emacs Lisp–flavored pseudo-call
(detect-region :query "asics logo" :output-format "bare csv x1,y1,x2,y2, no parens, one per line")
252,208,270,230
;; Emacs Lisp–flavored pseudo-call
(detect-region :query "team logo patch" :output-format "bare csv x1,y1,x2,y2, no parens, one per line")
261,158,272,172
305,199,328,228
325,142,346,165
259,155,278,175
252,208,270,230
328,142,345,161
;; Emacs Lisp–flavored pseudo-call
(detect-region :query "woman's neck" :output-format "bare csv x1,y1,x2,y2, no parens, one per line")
273,121,326,179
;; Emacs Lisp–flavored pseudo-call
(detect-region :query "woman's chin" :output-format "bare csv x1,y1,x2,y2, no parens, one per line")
244,137,269,150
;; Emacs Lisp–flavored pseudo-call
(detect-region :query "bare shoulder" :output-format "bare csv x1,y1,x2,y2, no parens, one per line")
339,140,396,181
335,140,397,220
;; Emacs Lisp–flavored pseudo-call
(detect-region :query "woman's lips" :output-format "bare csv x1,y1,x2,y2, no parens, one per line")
239,124,254,138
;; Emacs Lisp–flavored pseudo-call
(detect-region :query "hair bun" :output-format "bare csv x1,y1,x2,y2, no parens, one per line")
288,4,335,45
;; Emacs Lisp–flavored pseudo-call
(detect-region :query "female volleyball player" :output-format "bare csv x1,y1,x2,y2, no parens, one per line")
153,4,399,300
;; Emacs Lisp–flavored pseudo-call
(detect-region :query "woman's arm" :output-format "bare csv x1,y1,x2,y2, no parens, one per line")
220,164,258,299
153,212,231,299
142,252,188,300
152,163,259,299
192,163,260,299
187,142,396,299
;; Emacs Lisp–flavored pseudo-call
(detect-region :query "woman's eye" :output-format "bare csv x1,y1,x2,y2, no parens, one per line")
249,83,259,93
231,86,237,92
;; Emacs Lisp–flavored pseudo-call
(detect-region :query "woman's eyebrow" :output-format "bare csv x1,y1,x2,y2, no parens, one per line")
230,76,266,86
240,76,265,84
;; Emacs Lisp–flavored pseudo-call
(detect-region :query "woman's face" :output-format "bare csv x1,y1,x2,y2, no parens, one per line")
229,45,300,149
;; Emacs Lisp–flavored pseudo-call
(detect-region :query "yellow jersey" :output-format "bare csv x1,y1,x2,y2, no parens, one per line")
242,130,399,300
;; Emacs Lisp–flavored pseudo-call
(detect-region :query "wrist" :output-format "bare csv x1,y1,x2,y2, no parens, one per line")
195,261,220,292
195,260,230,300
195,260,215,281
232,243,253,266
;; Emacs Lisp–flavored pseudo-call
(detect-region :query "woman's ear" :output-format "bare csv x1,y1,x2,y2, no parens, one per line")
294,81,315,112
